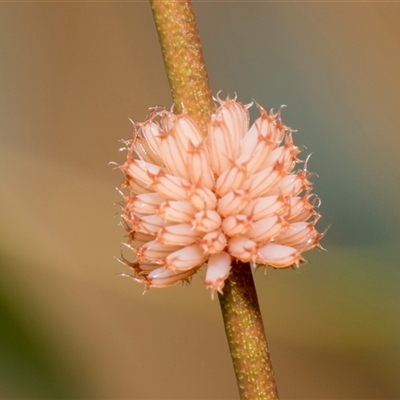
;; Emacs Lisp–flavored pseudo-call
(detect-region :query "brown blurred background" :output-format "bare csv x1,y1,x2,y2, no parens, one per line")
1,1,400,399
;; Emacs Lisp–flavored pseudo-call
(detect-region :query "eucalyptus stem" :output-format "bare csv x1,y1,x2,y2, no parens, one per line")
149,1,278,398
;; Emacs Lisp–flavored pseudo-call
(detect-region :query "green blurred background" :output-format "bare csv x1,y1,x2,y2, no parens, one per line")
1,2,399,399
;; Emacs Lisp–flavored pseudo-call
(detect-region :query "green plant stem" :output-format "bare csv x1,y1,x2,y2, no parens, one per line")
149,1,278,398
218,261,279,399
150,0,214,135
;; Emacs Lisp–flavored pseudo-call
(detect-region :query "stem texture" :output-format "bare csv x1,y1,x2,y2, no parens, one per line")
150,0,214,134
218,261,279,400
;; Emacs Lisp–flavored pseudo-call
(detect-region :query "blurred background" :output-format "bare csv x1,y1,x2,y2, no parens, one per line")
1,1,399,399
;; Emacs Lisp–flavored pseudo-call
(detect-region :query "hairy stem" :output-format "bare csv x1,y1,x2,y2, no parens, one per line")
150,0,214,134
218,261,279,399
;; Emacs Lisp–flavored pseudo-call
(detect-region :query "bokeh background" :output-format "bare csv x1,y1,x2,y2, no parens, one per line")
1,1,399,399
